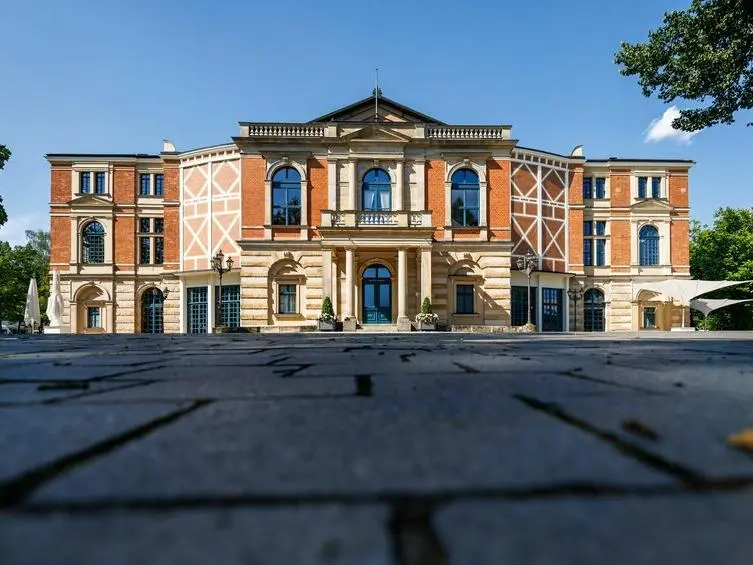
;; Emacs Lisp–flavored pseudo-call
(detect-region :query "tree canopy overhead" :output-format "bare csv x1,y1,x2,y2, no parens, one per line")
615,0,753,131
0,144,9,227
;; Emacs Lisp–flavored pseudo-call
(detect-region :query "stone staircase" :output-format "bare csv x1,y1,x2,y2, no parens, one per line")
356,324,399,332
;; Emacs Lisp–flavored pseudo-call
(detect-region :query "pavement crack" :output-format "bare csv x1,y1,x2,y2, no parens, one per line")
452,361,479,374
0,400,211,508
556,370,662,394
513,393,706,486
390,499,449,565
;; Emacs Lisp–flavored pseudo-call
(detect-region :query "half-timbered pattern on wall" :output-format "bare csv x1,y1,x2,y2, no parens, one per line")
47,93,693,334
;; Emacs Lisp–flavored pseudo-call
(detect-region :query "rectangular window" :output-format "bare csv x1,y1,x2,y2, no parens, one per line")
86,306,101,328
140,174,151,196
595,221,606,236
139,218,151,233
582,177,593,200
583,239,593,266
542,288,563,332
278,284,297,314
638,176,647,199
643,307,656,329
596,238,606,266
154,174,164,196
154,218,164,233
94,172,106,194
187,287,208,334
79,172,91,194
594,177,606,199
583,221,592,236
456,284,474,314
511,286,537,327
154,238,164,265
651,177,661,198
140,237,151,264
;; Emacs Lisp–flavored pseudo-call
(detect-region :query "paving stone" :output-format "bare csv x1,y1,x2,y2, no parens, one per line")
0,506,391,565
0,404,184,482
436,494,753,565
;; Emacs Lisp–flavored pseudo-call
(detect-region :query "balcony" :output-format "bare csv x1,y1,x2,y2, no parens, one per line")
320,210,432,228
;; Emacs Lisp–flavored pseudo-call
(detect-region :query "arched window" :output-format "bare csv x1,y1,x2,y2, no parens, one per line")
639,225,659,266
584,289,605,332
82,221,105,264
141,288,164,334
362,169,391,211
272,167,302,226
451,169,480,227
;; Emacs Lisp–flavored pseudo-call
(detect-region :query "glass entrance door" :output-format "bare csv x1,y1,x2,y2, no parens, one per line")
362,265,392,324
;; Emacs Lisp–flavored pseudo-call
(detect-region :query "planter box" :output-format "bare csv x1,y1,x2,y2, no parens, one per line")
318,320,337,332
417,321,437,331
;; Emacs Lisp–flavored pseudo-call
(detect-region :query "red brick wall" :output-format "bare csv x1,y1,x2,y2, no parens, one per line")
487,159,510,240
241,155,265,239
609,169,631,207
567,164,584,270
163,161,180,201
113,166,136,204
426,159,445,239
162,159,180,270
671,219,690,273
114,216,135,266
668,171,689,208
307,157,327,235
50,216,70,270
51,166,72,203
611,220,631,270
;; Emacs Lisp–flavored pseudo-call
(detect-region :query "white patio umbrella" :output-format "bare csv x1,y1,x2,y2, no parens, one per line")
689,298,753,329
24,278,41,333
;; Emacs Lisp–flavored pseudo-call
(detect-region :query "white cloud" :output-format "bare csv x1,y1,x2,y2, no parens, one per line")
0,212,47,246
644,106,699,144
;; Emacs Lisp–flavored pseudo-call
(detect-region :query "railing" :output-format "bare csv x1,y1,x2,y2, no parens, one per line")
426,126,510,140
246,124,325,137
321,210,432,228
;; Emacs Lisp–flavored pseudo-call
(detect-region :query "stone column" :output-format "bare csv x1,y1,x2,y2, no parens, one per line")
397,248,411,331
348,160,357,210
322,248,333,303
344,248,356,331
420,248,432,304
395,161,404,211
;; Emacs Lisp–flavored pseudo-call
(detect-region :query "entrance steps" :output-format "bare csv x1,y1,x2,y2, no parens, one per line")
357,324,399,333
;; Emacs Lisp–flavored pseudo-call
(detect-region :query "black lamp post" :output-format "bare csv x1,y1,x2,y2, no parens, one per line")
516,251,538,327
567,285,584,332
211,250,234,328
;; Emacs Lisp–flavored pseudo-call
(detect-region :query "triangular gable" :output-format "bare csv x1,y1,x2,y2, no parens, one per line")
310,93,445,124
631,198,672,212
69,194,113,206
341,125,414,143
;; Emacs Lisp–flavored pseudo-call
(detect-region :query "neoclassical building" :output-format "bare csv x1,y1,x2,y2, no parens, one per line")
47,92,692,334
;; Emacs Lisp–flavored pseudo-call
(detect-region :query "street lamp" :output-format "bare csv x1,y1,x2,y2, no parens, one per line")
567,285,584,332
211,250,234,328
515,251,538,327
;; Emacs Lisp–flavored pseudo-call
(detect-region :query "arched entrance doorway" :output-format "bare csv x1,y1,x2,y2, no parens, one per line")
362,264,392,324
141,288,164,333
584,288,605,332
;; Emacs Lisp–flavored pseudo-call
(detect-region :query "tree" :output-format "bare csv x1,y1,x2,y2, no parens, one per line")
690,208,753,329
615,0,753,131
0,144,10,227
0,231,50,327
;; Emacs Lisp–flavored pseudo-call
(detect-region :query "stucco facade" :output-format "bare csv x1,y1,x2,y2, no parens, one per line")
47,93,692,333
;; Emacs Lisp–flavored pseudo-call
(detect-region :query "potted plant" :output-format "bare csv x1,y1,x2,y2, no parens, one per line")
415,297,438,331
318,296,338,331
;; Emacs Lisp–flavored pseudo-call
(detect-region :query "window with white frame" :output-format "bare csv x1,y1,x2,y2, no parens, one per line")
455,284,475,314
87,306,101,328
583,176,606,199
583,220,607,266
139,172,165,197
278,284,298,314
138,218,164,265
78,171,107,195
637,176,662,199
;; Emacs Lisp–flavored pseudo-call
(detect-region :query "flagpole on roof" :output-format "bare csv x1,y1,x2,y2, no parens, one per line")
374,68,379,121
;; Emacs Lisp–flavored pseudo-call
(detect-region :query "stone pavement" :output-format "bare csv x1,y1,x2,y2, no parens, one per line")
1,332,753,564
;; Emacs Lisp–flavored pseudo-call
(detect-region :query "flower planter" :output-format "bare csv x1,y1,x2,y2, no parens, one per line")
417,321,437,331
318,320,336,332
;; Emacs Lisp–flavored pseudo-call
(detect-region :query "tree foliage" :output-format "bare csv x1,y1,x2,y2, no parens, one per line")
690,208,753,329
615,0,753,131
0,231,50,326
0,144,9,227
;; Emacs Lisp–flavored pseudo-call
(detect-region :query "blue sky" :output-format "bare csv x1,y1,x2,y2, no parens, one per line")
1,0,751,245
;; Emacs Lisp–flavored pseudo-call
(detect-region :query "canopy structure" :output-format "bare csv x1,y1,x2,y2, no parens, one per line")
689,298,753,319
634,279,753,328
24,278,41,332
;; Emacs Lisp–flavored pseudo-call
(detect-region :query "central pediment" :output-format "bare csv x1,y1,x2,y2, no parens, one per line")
310,92,444,125
340,125,414,143
631,198,672,212
69,194,113,207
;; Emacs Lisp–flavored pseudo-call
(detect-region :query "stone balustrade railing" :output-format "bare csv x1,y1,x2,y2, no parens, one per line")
426,126,510,140
246,124,325,137
320,210,432,228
